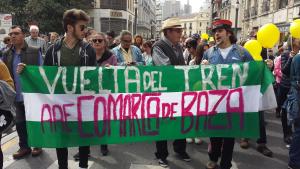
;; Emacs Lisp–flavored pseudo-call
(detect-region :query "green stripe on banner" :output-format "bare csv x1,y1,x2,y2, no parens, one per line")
21,61,275,148
20,61,273,94
27,113,259,148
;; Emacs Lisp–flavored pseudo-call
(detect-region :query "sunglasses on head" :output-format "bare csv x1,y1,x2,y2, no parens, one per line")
79,25,87,31
92,39,104,43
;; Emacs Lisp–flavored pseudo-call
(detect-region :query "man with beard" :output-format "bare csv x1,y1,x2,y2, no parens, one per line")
43,9,96,169
201,19,252,169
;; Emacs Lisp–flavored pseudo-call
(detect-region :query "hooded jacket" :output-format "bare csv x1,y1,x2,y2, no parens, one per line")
44,37,96,66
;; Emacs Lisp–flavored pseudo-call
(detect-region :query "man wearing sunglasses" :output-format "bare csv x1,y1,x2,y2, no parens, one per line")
111,30,144,66
2,25,44,159
43,9,96,169
152,17,190,168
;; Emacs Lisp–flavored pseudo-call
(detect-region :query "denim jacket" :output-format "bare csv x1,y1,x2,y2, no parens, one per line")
286,54,300,123
203,44,253,64
111,45,144,66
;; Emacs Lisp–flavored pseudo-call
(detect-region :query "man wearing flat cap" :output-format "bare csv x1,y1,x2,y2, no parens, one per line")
202,19,253,169
152,17,190,168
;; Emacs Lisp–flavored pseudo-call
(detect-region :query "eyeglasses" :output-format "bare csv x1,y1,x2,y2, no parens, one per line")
9,32,21,36
122,39,132,44
92,39,104,43
79,25,87,31
170,28,183,33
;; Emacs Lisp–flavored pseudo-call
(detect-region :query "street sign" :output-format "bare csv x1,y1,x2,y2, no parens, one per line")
0,14,12,41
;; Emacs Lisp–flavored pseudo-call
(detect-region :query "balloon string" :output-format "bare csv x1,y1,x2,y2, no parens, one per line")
267,49,269,60
291,37,293,52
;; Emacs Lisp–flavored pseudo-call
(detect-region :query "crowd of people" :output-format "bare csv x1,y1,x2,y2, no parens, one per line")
0,8,299,169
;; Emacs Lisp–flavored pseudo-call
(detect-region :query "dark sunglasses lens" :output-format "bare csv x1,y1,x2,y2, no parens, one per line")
80,25,87,31
93,39,103,43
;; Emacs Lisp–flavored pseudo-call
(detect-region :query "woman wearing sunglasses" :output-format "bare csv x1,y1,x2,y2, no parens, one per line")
91,32,117,66
73,32,117,161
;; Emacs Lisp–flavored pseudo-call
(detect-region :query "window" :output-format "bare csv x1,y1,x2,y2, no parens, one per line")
261,0,270,13
278,0,287,9
101,0,127,10
199,22,202,27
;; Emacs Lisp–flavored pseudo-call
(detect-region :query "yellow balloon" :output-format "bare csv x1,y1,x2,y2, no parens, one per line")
294,19,300,24
290,22,300,38
257,23,280,48
244,40,263,61
201,33,209,40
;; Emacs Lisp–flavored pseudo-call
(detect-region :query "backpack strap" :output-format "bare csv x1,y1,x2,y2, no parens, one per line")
236,45,246,61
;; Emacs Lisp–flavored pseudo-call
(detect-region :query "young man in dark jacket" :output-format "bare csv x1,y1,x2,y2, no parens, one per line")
44,9,96,169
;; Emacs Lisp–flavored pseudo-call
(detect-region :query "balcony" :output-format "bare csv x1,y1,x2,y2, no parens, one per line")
251,6,257,17
261,1,270,14
221,0,230,8
244,9,250,19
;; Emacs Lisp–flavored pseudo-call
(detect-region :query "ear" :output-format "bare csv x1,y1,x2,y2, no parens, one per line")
226,31,232,37
67,24,74,33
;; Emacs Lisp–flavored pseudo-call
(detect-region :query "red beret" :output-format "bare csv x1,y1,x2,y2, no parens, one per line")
212,19,232,32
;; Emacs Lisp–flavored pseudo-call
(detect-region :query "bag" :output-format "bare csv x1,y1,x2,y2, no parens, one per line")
0,109,14,133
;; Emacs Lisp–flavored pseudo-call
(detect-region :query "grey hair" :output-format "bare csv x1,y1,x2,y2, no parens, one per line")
30,25,39,32
119,30,132,40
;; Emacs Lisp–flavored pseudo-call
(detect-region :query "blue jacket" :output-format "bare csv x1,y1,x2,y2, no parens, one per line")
203,44,253,64
111,45,144,66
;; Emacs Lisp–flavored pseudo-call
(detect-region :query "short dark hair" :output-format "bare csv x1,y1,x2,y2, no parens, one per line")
186,39,198,49
10,25,26,34
63,9,90,32
106,31,115,38
142,40,153,49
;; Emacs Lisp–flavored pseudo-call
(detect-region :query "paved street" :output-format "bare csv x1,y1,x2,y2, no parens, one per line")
1,110,289,169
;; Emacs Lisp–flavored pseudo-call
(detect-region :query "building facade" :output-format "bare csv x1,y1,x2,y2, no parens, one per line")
155,0,163,39
184,0,192,15
162,0,181,20
242,0,300,42
211,0,244,40
136,0,156,39
156,11,210,38
88,0,135,36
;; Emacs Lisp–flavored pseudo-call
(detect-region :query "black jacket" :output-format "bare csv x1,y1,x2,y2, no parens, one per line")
44,37,96,66
280,50,292,89
2,42,40,79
